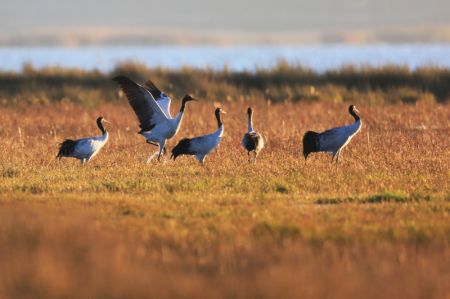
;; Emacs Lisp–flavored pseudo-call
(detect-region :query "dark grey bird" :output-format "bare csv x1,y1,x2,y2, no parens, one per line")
56,117,109,165
241,107,264,162
303,105,362,165
171,108,226,165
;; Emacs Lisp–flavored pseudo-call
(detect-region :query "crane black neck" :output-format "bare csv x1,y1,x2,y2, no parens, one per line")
247,110,253,120
215,110,222,128
97,118,107,134
180,95,191,113
349,107,360,121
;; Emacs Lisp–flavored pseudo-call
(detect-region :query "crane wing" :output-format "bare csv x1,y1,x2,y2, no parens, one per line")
72,137,104,156
113,76,168,132
318,126,349,152
144,79,172,118
188,133,219,154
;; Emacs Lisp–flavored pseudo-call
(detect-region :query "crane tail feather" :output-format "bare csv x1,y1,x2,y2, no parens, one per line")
171,138,193,160
56,139,77,159
302,131,320,160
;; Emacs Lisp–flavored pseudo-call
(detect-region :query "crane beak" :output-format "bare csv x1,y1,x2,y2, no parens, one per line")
103,119,112,124
221,110,227,114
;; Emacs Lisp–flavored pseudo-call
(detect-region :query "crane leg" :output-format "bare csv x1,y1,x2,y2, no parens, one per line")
253,151,258,163
335,151,342,170
337,150,343,164
199,156,206,166
146,140,161,163
157,141,166,162
147,153,158,163
146,140,158,146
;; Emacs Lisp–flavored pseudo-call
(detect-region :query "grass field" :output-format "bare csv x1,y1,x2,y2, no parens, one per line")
0,68,449,298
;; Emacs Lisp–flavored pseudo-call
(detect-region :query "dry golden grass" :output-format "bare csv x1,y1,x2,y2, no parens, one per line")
0,99,449,298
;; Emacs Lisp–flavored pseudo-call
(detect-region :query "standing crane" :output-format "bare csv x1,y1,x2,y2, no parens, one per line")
171,108,226,165
56,116,109,165
303,105,362,165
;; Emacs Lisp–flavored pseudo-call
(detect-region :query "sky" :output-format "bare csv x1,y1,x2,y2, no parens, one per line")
1,0,449,45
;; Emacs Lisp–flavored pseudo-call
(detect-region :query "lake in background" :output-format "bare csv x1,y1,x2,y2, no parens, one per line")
1,44,449,73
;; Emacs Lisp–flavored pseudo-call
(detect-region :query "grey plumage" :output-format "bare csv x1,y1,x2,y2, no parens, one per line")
56,117,109,165
171,108,225,165
242,132,264,152
303,105,362,165
113,75,196,162
113,75,160,133
242,107,264,162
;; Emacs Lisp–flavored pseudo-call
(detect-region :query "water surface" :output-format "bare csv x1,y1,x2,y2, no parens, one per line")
1,44,449,72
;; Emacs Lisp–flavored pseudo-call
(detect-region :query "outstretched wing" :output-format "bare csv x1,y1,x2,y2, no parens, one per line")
144,79,172,118
113,75,168,132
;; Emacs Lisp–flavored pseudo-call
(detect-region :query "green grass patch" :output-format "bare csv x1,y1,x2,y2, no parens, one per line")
365,192,408,203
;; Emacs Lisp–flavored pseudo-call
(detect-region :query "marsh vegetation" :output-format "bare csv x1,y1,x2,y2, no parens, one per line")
0,66,449,298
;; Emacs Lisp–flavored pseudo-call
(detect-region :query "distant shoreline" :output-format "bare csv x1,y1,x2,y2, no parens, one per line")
1,44,450,74
2,26,450,47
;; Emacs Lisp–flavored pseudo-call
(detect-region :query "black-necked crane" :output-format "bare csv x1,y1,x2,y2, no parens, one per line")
171,108,226,165
241,107,264,162
113,75,196,162
56,116,109,165
303,105,362,165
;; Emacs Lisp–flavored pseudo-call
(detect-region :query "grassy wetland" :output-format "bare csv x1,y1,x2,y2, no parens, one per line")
0,64,449,298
